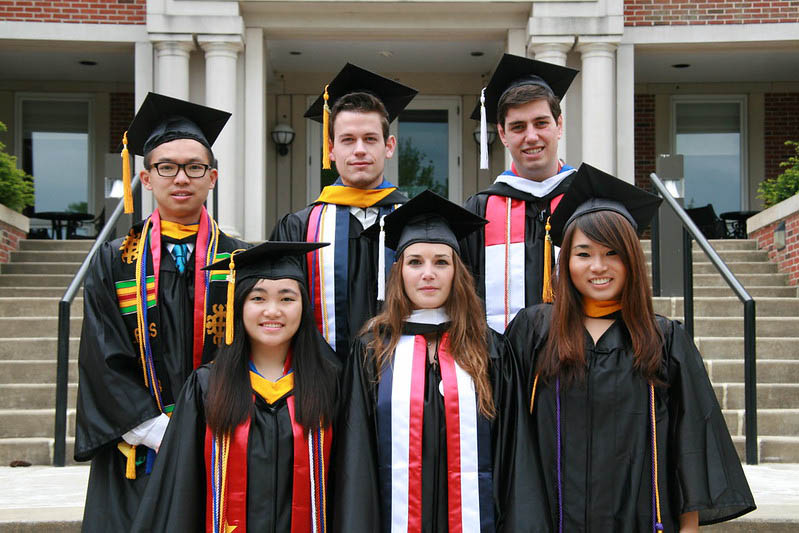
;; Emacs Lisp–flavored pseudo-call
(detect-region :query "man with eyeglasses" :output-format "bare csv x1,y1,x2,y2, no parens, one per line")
74,92,249,533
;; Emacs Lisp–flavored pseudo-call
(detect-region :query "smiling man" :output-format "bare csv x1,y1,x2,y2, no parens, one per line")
74,93,249,532
270,64,417,361
462,54,580,333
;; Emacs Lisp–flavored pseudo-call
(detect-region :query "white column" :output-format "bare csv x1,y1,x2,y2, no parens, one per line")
616,43,635,184
152,36,194,100
199,35,243,238
530,42,572,163
578,41,617,174
134,41,154,216
244,27,266,242
503,29,527,170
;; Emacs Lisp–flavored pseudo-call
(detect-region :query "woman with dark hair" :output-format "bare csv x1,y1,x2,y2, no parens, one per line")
506,164,755,532
131,241,339,533
331,190,533,533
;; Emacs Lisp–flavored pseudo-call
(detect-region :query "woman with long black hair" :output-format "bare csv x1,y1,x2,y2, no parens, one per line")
131,241,339,532
506,164,755,532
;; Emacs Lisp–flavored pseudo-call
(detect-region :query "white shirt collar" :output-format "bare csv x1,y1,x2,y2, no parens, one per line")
494,167,577,198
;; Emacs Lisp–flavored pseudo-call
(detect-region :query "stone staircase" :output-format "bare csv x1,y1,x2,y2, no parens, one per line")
645,238,799,463
0,239,88,466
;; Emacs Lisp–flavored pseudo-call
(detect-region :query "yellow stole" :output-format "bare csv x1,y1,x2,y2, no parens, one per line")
249,370,294,404
315,185,396,208
160,219,200,240
583,297,622,318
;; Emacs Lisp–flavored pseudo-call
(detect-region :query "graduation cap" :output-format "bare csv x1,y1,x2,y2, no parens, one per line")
304,63,418,169
203,241,329,344
363,189,487,300
471,54,579,169
118,92,231,214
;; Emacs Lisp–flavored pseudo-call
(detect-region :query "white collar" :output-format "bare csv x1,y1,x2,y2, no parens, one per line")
494,167,577,198
405,307,450,325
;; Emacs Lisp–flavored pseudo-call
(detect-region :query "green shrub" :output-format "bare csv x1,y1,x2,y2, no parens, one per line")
0,121,34,212
758,140,799,209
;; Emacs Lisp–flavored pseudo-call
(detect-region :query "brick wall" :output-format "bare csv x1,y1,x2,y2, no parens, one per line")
625,0,799,26
634,94,656,192
764,93,799,182
750,210,799,286
0,220,25,264
0,0,145,24
109,92,135,152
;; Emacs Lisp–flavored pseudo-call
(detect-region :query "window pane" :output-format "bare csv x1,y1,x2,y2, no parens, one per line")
397,109,448,198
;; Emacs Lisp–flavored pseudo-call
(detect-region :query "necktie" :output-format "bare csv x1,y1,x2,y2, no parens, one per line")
173,243,188,274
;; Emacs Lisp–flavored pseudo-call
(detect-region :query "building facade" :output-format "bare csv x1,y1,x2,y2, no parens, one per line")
1,0,798,241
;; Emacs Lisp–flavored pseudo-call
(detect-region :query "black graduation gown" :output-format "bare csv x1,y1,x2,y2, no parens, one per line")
75,231,248,533
130,365,304,532
505,305,756,532
269,190,408,361
462,176,575,317
329,325,536,532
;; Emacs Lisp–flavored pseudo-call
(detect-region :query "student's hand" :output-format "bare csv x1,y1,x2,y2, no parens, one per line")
679,511,699,532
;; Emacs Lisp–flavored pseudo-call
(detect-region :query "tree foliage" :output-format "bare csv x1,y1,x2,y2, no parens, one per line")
0,121,34,212
398,138,444,196
758,141,799,208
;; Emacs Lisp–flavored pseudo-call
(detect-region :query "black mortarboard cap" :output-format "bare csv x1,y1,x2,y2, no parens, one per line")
470,53,579,123
548,163,662,247
304,63,418,124
203,241,328,284
126,92,231,156
363,189,487,256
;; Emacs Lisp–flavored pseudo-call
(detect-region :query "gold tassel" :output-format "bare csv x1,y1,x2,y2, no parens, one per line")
322,84,331,170
225,250,244,345
121,131,134,215
117,442,137,480
542,216,554,303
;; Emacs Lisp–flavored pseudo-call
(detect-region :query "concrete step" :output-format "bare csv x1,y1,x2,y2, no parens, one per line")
691,261,779,275
9,251,89,263
691,272,789,287
18,240,94,251
0,361,78,384
0,409,75,438
707,360,799,384
641,239,758,251
697,337,799,360
0,384,77,410
0,520,82,533
645,249,770,263
653,297,799,318
0,275,74,288
0,298,83,318
689,286,799,297
715,383,799,410
0,338,79,360
0,263,80,276
0,317,82,338
723,409,799,437
0,287,81,298
731,435,799,463
677,316,799,337
0,436,76,466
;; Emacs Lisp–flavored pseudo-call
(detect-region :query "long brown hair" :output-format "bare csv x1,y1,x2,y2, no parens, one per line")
365,249,496,418
537,210,663,385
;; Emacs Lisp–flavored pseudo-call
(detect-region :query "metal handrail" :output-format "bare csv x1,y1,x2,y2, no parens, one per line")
53,176,140,466
649,172,758,464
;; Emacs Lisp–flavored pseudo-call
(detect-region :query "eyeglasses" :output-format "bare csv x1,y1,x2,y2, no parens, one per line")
151,162,211,179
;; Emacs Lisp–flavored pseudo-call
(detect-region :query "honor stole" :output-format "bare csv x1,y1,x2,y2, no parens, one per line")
205,360,332,533
377,334,494,533
483,163,569,332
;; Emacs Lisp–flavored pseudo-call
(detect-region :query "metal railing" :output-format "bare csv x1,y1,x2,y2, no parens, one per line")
53,176,140,466
649,172,758,465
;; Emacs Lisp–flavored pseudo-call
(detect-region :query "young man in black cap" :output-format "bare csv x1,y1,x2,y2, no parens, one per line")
462,54,580,333
74,92,250,532
270,63,417,361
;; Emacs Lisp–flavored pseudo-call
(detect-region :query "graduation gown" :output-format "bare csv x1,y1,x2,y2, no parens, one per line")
269,188,408,361
329,324,536,532
74,222,248,533
505,305,756,532
462,172,575,331
131,349,339,533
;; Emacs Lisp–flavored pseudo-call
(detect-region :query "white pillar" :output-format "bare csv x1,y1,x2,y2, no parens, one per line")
134,41,154,216
244,27,266,242
198,35,243,238
152,36,194,100
578,41,617,174
530,42,572,163
616,43,635,184
503,29,527,170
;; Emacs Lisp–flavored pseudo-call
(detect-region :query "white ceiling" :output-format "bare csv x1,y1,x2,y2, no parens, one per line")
0,41,134,83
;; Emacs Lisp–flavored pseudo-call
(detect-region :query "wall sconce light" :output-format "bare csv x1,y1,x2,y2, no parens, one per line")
472,124,497,147
271,123,295,156
775,221,786,250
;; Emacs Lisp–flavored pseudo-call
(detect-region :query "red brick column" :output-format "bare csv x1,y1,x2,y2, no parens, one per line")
635,94,656,192
0,219,25,264
764,93,799,182
750,209,799,287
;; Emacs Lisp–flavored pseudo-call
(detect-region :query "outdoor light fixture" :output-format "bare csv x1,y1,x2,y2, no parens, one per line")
271,123,295,156
775,221,786,250
472,124,497,147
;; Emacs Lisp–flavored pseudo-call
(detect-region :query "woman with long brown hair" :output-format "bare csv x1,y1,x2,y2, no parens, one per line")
330,190,533,532
506,164,755,532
